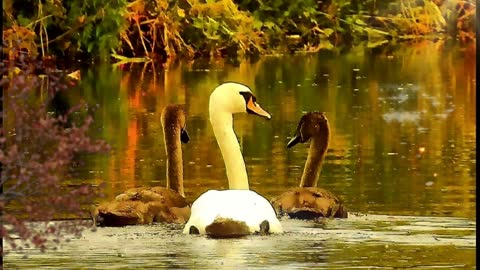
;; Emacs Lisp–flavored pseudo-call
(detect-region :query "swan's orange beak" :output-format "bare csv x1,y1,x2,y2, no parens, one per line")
246,97,271,119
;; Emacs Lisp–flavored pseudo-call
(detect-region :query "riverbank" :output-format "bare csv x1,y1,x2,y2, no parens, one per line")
3,0,476,65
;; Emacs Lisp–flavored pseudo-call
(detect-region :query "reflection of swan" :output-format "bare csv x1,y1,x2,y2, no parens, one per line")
183,82,283,237
92,104,191,226
271,112,347,219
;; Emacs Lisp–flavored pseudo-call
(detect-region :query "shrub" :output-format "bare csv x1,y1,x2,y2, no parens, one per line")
0,47,110,253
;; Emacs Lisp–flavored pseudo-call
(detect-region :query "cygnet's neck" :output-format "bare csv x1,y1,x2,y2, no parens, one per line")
164,125,184,196
299,129,329,188
210,111,249,190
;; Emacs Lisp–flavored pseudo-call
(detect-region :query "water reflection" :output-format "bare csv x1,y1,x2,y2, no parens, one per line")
7,40,474,268
73,40,475,221
5,41,476,269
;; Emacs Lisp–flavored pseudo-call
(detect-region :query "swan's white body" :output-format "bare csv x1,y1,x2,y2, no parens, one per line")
183,82,283,235
182,190,283,234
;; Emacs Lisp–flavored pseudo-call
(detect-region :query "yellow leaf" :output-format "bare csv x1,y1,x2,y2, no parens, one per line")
67,70,81,81
177,7,185,18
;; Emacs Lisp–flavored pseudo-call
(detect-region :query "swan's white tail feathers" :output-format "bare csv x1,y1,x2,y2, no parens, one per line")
182,190,284,236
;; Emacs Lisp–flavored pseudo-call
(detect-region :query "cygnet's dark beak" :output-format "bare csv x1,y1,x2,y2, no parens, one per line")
181,128,190,143
287,134,301,148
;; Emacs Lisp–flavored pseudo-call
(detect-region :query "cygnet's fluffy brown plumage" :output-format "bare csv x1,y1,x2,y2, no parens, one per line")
271,112,347,219
92,104,191,226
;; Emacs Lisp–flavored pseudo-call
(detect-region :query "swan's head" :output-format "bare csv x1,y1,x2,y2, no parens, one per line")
161,104,190,143
209,82,271,119
287,112,329,148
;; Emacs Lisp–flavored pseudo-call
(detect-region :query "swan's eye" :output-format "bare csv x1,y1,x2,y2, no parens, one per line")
239,91,256,105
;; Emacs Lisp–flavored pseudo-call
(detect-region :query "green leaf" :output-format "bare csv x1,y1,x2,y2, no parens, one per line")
364,27,390,37
367,40,389,48
264,21,275,29
95,26,101,38
17,15,31,27
355,18,367,26
253,19,263,30
323,28,334,37
192,18,204,29
319,39,334,50
87,42,94,53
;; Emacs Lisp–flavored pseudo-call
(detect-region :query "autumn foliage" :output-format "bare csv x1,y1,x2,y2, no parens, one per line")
2,0,476,64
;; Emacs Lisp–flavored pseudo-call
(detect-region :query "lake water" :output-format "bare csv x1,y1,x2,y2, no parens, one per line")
4,40,476,268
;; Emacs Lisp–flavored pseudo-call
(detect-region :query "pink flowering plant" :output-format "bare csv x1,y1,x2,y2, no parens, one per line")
0,48,109,254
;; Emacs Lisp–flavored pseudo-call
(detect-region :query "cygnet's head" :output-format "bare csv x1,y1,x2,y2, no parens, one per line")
209,82,271,119
161,104,190,143
287,112,329,148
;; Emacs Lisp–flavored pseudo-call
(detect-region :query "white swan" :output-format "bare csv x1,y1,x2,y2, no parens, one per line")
183,82,283,237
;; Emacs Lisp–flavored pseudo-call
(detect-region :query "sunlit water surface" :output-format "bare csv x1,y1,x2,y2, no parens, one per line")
4,40,476,268
5,214,475,269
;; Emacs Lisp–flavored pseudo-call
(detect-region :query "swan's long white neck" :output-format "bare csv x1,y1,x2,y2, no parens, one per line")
210,111,249,190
